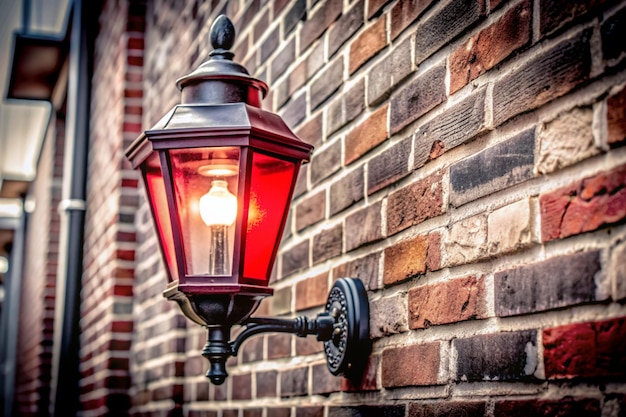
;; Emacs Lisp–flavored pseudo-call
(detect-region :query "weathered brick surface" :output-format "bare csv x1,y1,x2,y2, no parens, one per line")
312,225,343,264
329,405,406,417
408,402,486,417
370,292,408,338
450,0,531,94
416,87,489,168
311,363,341,395
540,0,608,36
495,251,603,317
611,240,626,301
300,0,342,51
494,398,601,417
311,57,344,110
297,406,325,417
454,330,538,381
413,0,485,64
493,29,592,126
450,128,534,207
281,240,310,277
382,342,441,387
543,317,626,379
602,6,626,61
340,354,380,392
607,84,626,146
390,0,434,40
327,79,365,136
345,104,389,165
443,215,488,267
390,63,446,135
280,367,309,397
345,201,383,251
487,198,534,255
330,167,365,215
328,0,364,58
310,140,342,186
540,164,626,241
367,137,411,194
408,275,487,329
537,107,598,174
349,16,388,74
386,171,445,236
332,252,381,291
295,190,326,231
368,37,413,106
383,234,429,286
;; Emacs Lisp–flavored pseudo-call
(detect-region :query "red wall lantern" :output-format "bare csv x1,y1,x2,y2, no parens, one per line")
126,15,369,385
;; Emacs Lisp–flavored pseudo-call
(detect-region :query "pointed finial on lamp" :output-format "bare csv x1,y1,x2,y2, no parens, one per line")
209,15,235,60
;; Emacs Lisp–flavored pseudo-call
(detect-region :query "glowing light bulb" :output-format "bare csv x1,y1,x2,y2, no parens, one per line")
198,180,237,276
199,180,238,226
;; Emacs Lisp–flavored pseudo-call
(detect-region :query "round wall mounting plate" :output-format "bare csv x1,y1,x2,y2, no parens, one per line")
323,278,370,378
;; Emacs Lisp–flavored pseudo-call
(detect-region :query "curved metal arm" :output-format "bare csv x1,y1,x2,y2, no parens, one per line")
231,314,335,355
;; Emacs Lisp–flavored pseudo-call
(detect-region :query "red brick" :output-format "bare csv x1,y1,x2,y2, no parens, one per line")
409,275,486,329
295,273,329,311
332,252,381,291
386,171,445,236
268,333,291,359
345,104,389,165
543,317,626,379
449,0,531,94
349,16,388,74
390,0,433,39
607,84,626,146
382,342,441,387
367,0,391,19
295,114,323,148
232,373,252,400
383,235,428,286
540,164,626,241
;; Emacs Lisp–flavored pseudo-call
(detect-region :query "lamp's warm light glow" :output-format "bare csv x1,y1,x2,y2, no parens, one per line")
198,180,238,226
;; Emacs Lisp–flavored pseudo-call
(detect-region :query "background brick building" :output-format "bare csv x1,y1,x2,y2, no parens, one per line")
1,0,626,415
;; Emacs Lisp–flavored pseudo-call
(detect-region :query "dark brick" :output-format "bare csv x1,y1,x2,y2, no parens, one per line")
368,37,413,106
607,84,626,146
495,251,601,317
367,137,411,194
329,405,406,417
382,343,441,387
493,29,592,126
312,363,341,394
281,91,307,129
367,0,392,19
386,170,444,236
330,166,365,215
454,330,538,381
414,0,485,65
408,401,486,417
540,164,626,241
312,225,343,264
602,6,626,61
390,0,434,39
268,408,291,417
541,0,608,36
296,273,329,310
311,141,342,186
449,0,531,93
270,37,295,81
494,398,601,417
341,354,380,392
543,317,626,379
268,333,291,359
295,190,325,231
296,113,323,148
293,164,308,198
390,63,446,134
311,58,344,110
415,87,489,168
345,201,383,251
280,367,309,397
281,239,310,276
328,79,365,136
241,336,263,363
301,0,343,51
256,370,277,398
284,0,307,35
243,409,263,417
329,0,364,58
232,373,251,400
260,26,280,63
450,128,535,207
332,252,381,291
297,406,325,417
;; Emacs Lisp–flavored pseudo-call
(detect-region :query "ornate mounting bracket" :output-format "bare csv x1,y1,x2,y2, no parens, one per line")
199,278,370,385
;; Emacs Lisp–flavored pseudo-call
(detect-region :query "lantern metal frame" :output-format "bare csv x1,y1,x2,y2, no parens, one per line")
125,15,370,385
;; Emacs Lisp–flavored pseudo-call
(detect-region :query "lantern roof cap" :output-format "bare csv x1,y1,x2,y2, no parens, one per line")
175,15,268,99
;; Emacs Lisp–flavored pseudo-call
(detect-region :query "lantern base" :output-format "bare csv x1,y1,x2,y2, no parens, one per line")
173,278,370,385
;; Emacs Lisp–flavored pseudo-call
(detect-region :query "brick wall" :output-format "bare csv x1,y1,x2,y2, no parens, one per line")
123,0,626,415
79,0,144,415
14,112,64,416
